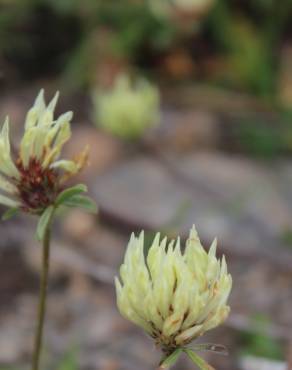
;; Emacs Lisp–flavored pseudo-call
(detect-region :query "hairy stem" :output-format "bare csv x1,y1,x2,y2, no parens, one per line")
32,221,52,370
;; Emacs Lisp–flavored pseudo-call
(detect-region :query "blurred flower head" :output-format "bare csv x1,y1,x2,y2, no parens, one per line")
149,0,216,23
0,90,88,214
93,74,160,140
115,225,232,354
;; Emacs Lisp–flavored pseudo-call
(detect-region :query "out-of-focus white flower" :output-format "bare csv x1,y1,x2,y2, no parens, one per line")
115,225,232,355
0,90,88,214
93,74,160,140
149,0,216,21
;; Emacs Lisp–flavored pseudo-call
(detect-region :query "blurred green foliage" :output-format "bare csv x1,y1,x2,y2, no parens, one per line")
205,1,292,98
280,227,292,248
232,112,292,157
0,0,81,79
57,350,78,370
1,0,292,101
239,314,284,360
0,349,78,370
0,0,177,89
0,0,292,101
1,0,292,160
235,119,286,158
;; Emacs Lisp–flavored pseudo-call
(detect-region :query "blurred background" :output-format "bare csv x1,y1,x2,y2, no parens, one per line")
1,0,292,369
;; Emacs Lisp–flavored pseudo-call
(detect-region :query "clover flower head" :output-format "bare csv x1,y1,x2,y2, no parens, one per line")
0,90,88,214
149,0,216,20
115,226,232,357
93,74,160,140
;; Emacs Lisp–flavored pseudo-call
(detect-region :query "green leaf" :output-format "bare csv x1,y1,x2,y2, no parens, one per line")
159,349,183,369
1,207,19,221
63,195,97,214
36,206,55,241
184,349,215,370
55,184,88,206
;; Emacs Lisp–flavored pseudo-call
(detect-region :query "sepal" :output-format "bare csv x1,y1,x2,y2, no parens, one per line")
63,195,97,214
55,184,87,206
183,349,215,370
159,349,183,369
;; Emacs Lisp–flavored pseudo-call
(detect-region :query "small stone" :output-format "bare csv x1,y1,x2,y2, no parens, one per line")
157,109,220,152
94,156,188,229
239,355,286,370
61,208,97,242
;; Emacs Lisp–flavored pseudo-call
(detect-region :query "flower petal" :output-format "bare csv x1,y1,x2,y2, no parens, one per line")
25,89,46,130
0,194,20,208
47,91,59,113
20,127,38,167
0,174,18,194
50,160,78,173
0,118,20,178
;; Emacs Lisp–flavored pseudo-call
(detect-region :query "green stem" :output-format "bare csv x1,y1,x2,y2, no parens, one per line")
32,220,52,370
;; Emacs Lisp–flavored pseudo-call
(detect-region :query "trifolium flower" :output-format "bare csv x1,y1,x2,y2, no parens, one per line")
149,0,216,22
93,74,160,140
115,226,232,368
0,90,88,215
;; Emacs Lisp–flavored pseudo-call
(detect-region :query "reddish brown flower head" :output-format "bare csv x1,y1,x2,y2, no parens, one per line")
15,157,59,214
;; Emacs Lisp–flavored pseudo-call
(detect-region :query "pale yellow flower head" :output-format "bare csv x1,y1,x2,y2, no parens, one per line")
93,74,160,140
115,226,232,353
0,90,88,214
